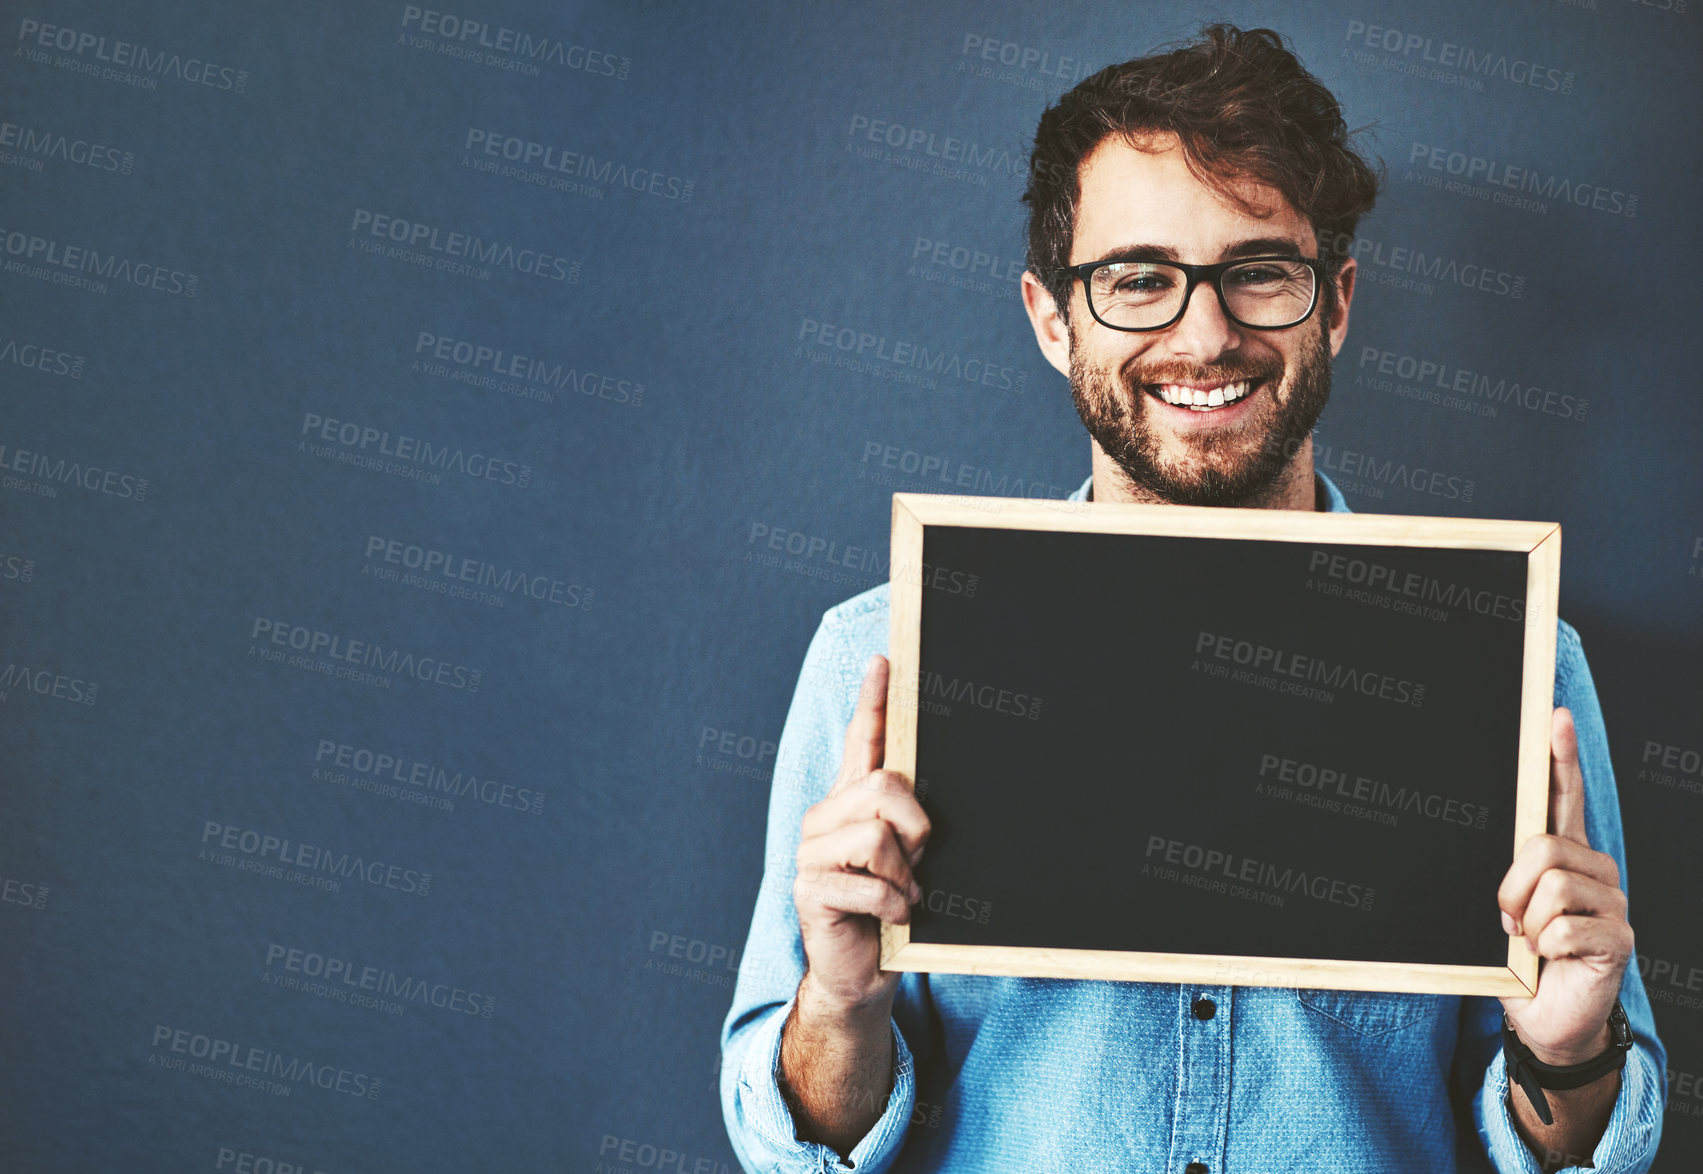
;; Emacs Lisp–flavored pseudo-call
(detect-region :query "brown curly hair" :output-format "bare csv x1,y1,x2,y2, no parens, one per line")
1023,24,1382,320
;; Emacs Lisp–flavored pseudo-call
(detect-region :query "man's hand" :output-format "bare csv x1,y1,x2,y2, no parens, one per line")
793,652,932,1010
1496,705,1633,1166
1497,706,1632,1059
779,653,931,1155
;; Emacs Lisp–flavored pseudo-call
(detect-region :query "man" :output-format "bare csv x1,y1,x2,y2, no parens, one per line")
721,25,1664,1174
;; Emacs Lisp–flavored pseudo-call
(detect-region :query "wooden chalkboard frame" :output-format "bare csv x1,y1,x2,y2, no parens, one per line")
878,492,1559,997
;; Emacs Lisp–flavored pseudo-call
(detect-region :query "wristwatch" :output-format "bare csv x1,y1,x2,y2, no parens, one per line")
1502,999,1633,1126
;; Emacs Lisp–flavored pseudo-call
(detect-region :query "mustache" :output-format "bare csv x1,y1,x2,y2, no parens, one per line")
1119,356,1284,388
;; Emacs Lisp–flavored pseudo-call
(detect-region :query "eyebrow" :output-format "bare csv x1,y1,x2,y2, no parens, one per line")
1087,237,1308,265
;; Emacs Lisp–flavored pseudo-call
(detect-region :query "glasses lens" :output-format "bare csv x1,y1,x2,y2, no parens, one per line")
1087,262,1186,329
1221,259,1316,327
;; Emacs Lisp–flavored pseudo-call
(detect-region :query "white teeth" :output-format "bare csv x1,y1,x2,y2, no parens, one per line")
1155,381,1252,409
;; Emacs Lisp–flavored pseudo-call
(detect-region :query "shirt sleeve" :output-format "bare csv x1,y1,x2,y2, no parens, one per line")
1471,619,1667,1173
719,605,918,1174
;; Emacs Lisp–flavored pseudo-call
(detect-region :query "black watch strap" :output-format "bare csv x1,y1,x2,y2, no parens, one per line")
1503,999,1632,1126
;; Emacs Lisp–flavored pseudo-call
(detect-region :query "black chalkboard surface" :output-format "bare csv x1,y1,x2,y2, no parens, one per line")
878,494,1560,996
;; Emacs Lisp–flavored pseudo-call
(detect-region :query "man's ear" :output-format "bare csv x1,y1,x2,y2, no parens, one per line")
1325,257,1357,359
1022,270,1072,378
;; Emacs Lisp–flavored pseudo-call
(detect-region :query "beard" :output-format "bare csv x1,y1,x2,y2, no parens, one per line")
1069,317,1334,507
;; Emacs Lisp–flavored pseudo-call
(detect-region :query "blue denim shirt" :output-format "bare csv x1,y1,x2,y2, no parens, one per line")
721,470,1666,1174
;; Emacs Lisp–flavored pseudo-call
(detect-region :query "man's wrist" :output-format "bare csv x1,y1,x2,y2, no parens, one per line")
1503,1001,1631,1130
795,969,896,1032
1524,1021,1615,1069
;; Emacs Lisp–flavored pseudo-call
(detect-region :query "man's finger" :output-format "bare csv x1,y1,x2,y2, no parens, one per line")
794,869,912,927
1549,706,1591,848
1531,913,1633,968
1496,833,1619,931
1517,868,1627,954
832,654,888,796
797,819,918,905
802,771,931,865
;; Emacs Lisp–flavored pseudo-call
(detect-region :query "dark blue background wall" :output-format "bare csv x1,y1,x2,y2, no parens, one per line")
3,1,1699,1170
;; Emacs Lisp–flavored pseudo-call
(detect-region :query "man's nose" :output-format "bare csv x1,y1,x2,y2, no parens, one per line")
1162,278,1241,361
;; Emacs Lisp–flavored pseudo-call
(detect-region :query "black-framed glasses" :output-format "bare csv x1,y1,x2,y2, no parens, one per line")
1057,255,1325,332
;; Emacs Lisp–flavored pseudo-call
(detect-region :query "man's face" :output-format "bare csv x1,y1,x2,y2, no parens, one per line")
1027,134,1356,506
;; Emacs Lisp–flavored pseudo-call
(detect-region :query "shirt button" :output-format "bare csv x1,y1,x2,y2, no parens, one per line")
1191,996,1216,1021
1185,1164,1209,1174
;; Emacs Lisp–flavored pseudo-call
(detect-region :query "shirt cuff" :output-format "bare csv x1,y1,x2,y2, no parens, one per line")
731,995,916,1173
1478,1041,1663,1174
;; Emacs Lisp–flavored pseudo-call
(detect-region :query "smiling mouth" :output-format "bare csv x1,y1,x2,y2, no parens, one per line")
1144,378,1263,412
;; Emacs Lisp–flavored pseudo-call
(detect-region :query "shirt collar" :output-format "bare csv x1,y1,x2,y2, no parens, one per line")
1067,469,1352,513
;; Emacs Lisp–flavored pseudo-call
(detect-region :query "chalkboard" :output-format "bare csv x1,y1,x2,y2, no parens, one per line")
878,493,1560,996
